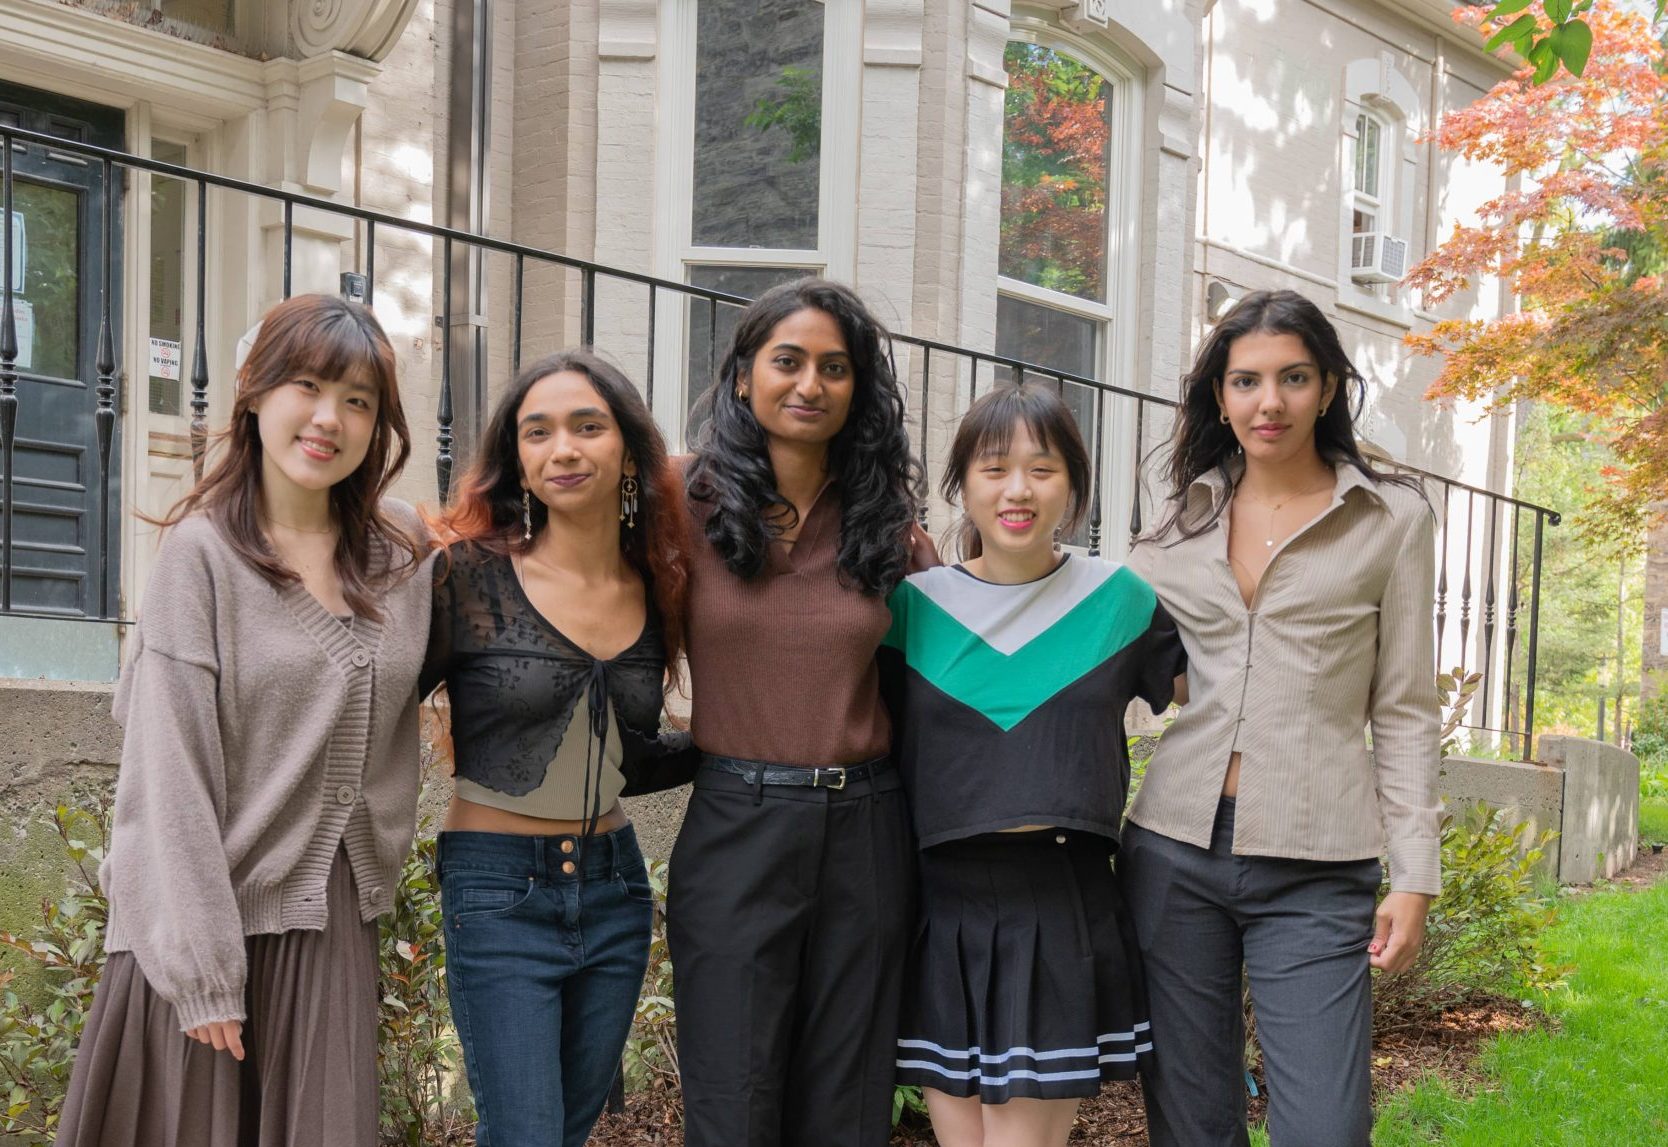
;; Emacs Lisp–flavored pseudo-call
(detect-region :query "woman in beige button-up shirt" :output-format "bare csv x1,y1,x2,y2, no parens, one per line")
1120,290,1440,1147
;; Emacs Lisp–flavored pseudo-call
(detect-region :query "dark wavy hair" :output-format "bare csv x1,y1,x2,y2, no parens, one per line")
1148,288,1423,542
686,278,922,595
941,383,1091,561
151,293,419,619
429,350,690,688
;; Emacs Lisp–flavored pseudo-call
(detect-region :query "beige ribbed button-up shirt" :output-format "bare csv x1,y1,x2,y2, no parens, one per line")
1125,460,1442,895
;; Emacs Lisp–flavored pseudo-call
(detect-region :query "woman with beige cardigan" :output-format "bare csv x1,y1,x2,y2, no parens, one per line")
57,294,434,1147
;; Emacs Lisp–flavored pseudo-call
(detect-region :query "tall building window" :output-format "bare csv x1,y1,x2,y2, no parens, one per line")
1337,57,1420,319
664,0,859,434
996,40,1125,541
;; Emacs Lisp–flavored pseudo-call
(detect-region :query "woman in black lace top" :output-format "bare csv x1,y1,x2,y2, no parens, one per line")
420,350,694,1147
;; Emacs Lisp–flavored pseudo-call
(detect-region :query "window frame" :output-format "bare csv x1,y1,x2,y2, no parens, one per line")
1336,55,1420,326
654,0,861,447
995,16,1144,551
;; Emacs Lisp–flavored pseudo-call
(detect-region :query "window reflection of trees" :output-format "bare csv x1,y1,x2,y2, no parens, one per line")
13,181,80,381
1000,44,1111,304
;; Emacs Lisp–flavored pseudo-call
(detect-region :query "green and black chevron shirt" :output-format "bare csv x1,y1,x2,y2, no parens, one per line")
879,556,1185,849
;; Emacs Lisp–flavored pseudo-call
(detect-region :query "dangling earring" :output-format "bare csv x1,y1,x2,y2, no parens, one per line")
521,491,533,541
1053,526,1063,553
620,475,639,529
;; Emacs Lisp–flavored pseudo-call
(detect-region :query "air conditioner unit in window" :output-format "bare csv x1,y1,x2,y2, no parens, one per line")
1350,232,1408,284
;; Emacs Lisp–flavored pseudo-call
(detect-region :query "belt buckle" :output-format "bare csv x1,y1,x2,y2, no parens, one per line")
814,766,847,791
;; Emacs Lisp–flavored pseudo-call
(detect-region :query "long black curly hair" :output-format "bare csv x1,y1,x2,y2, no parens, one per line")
686,278,922,595
1150,288,1423,542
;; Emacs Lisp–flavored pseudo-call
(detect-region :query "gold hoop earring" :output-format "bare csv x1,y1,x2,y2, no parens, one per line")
1219,411,1230,425
1319,404,1330,417
735,387,747,401
620,475,639,529
521,490,533,541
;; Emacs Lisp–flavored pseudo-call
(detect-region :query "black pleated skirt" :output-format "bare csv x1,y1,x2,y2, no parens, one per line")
895,829,1154,1103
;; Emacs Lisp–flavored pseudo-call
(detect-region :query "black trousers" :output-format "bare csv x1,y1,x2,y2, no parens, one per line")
666,765,915,1147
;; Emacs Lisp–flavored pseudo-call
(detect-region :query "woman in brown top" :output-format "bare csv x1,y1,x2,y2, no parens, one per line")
671,278,935,1147
1122,290,1440,1147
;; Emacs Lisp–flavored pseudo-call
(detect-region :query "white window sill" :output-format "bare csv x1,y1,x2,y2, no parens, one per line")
1335,285,1415,330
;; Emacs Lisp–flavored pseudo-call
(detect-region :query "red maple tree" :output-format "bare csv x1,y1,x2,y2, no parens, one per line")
1405,2,1668,544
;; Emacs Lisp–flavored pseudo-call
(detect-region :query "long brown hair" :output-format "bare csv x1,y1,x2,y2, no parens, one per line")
153,293,420,617
1149,289,1423,543
429,350,690,690
941,383,1092,560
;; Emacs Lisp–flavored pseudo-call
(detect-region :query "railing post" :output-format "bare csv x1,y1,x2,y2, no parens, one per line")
645,283,657,409
1435,482,1450,658
191,178,210,479
95,158,118,620
581,266,596,347
282,198,294,299
1088,387,1104,555
1459,491,1474,661
0,130,16,611
1523,510,1547,761
1481,498,1499,728
511,252,524,380
1127,396,1144,541
1503,506,1522,750
918,347,932,529
364,218,376,307
437,236,455,501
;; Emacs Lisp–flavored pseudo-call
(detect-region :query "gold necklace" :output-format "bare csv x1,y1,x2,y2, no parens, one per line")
1236,480,1333,548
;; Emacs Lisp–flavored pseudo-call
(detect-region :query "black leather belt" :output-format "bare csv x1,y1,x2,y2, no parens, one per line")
700,754,892,792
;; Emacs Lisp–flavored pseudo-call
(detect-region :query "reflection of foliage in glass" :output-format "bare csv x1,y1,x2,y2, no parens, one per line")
744,65,822,165
1000,44,1110,302
14,181,79,380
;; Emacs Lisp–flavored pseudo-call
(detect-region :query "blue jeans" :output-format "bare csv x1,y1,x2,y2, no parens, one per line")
438,826,654,1147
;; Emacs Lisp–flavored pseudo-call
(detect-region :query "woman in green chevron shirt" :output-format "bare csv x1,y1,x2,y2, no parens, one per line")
879,383,1185,1147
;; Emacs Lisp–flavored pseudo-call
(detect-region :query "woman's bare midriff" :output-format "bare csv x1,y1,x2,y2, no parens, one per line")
443,794,630,837
1222,751,1241,798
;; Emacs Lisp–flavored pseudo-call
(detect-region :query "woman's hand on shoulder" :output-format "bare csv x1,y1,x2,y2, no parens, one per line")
186,1019,245,1060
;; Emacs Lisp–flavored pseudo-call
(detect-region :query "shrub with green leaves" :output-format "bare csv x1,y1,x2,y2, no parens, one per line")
1374,803,1564,1030
619,858,679,1097
1633,694,1668,768
0,800,110,1145
378,819,473,1146
0,794,473,1147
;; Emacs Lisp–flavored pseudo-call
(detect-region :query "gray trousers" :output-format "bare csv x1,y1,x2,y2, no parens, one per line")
1119,799,1381,1147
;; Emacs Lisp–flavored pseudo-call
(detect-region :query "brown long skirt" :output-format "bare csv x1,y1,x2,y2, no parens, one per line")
56,850,380,1147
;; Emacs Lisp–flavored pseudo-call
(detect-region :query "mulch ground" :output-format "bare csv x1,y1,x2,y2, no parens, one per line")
585,1000,1536,1146
585,843,1668,1146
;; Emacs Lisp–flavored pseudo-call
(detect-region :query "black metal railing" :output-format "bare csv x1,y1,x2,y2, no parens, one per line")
0,126,1559,754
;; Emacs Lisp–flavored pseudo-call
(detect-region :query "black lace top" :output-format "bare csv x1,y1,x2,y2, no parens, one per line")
420,543,696,806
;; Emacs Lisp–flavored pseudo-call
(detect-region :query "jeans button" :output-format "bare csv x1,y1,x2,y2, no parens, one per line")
560,840,575,854
561,860,576,875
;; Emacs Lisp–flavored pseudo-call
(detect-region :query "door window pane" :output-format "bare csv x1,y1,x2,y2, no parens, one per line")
692,0,822,250
1001,44,1112,303
10,181,80,381
685,264,813,430
149,141,188,416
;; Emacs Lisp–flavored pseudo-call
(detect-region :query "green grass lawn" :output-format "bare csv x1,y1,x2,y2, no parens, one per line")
1370,873,1668,1145
1640,797,1668,846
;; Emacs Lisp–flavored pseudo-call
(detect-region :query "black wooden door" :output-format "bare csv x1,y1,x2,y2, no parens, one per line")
1,82,124,618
